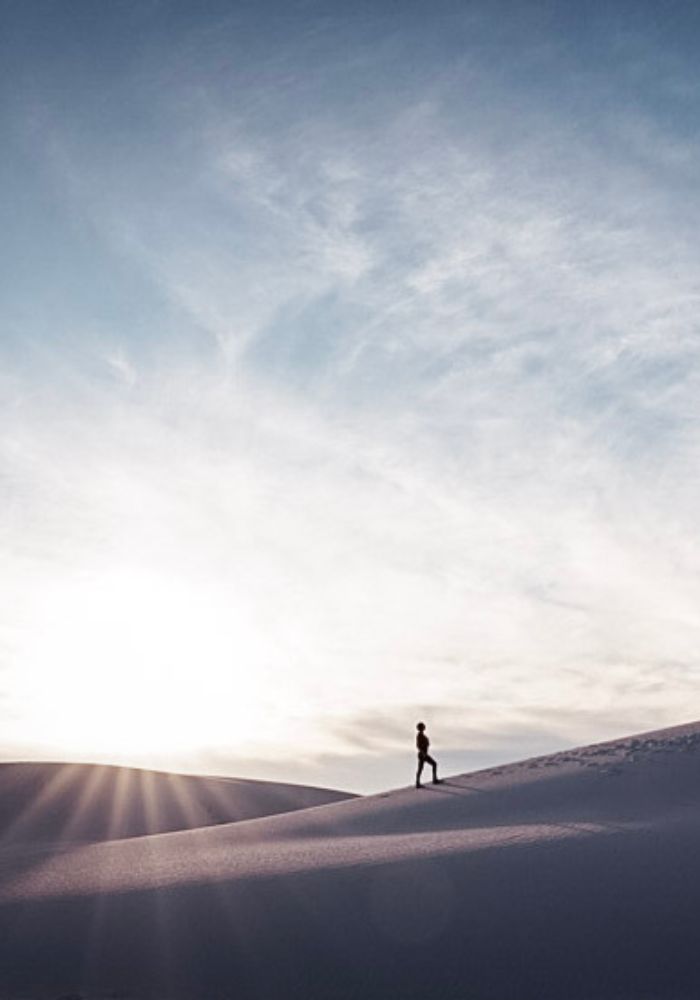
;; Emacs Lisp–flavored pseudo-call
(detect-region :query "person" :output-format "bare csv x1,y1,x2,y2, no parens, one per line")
415,721,440,788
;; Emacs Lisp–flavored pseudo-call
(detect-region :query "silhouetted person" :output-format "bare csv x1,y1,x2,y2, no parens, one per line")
415,721,440,788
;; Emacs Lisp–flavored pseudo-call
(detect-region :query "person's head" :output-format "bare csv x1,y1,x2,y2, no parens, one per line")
416,721,426,731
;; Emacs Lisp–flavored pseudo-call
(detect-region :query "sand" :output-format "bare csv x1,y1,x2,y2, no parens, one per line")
3,721,700,999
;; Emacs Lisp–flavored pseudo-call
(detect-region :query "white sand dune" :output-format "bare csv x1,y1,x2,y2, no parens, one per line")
0,761,354,843
3,721,700,999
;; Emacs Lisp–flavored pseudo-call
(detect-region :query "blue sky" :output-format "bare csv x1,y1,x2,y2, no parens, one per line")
2,1,700,792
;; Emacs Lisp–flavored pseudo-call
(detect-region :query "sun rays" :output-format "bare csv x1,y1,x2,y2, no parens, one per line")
0,759,332,998
0,762,223,848
0,760,347,856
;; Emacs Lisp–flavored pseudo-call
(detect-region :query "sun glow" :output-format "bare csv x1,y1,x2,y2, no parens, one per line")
15,568,286,761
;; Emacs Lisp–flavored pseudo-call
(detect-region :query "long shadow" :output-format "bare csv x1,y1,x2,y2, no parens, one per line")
322,756,700,841
424,780,486,795
421,782,633,835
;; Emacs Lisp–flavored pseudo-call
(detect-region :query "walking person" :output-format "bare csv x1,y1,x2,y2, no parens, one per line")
415,721,440,788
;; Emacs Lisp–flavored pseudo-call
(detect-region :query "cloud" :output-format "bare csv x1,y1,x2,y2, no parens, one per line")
3,2,700,787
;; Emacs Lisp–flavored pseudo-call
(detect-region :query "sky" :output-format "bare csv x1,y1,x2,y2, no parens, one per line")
2,0,700,793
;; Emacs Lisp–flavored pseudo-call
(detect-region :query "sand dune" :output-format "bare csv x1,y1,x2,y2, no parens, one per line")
3,722,700,999
0,761,354,843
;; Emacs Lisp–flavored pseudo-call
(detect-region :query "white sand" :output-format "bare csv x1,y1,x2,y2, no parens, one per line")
3,721,700,999
0,761,354,843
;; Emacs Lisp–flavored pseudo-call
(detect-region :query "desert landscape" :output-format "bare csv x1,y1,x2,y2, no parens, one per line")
3,720,700,999
4,2,700,997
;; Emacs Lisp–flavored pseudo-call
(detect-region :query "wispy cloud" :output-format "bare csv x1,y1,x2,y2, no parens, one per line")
2,2,700,789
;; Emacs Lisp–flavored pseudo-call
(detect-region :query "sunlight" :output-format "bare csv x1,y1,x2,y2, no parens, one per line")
0,763,82,844
16,569,282,760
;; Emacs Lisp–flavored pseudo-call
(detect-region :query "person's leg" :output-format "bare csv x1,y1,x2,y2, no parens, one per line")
416,755,425,787
426,753,439,783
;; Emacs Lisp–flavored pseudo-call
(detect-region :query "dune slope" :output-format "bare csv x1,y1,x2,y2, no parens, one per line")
3,722,700,999
0,761,354,843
